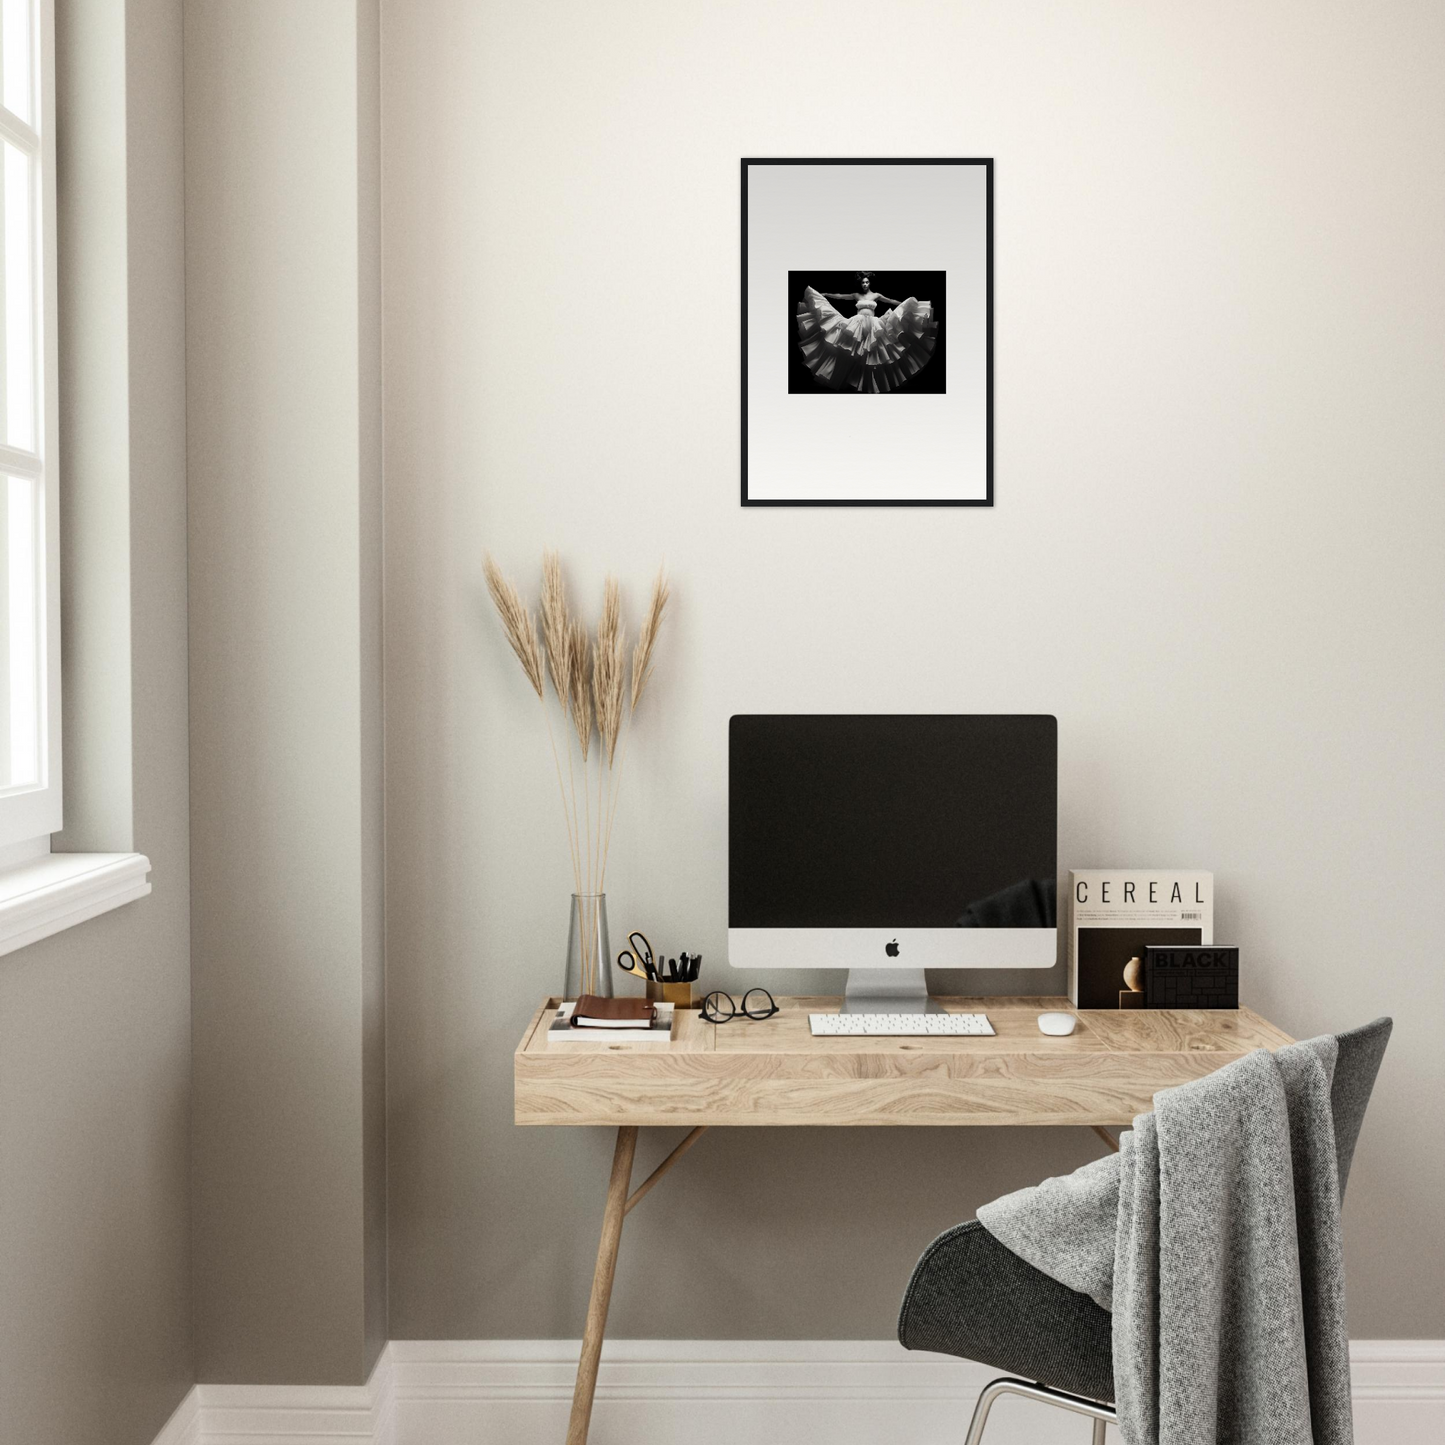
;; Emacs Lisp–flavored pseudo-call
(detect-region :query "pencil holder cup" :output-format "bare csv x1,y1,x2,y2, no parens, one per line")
647,979,693,1009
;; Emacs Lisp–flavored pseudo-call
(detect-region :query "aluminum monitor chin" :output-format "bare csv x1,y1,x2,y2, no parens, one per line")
727,715,1058,985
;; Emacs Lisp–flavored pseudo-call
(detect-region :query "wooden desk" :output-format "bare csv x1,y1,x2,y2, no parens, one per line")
514,995,1293,1444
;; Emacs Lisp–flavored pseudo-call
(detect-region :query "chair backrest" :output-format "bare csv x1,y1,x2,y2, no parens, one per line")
1330,1016,1392,1199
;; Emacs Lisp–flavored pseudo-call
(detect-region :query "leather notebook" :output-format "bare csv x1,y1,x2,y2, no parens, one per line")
571,995,657,1028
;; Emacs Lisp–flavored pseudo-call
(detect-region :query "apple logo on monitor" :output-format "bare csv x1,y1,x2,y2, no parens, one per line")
885,939,900,957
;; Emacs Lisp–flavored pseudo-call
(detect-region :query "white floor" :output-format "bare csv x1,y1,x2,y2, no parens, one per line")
153,1338,1445,1445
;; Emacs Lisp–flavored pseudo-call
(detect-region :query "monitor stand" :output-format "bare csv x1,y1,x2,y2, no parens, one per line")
840,968,941,1015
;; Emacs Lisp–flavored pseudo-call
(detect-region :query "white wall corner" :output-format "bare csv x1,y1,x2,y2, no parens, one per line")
151,1339,1445,1445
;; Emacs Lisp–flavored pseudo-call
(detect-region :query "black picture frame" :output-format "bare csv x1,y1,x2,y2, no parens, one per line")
741,157,994,508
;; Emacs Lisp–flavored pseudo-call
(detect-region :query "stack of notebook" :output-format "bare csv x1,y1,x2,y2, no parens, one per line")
546,996,676,1045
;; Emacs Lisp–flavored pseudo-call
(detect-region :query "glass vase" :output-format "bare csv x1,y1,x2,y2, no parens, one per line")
564,893,612,1001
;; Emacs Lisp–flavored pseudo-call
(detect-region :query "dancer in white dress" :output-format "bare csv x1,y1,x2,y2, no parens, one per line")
794,272,938,393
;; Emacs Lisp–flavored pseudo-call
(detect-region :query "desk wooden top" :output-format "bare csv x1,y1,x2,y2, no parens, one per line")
514,996,1293,1128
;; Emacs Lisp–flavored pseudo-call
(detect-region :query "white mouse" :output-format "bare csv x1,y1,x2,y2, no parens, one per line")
1037,1011,1078,1036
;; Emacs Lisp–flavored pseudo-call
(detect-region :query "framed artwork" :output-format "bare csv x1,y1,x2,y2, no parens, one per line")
741,157,993,507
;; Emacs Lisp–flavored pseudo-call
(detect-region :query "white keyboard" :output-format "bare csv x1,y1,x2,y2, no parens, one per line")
808,1012,995,1037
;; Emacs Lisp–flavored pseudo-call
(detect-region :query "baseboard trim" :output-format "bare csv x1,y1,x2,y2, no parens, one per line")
1350,1338,1445,1402
148,1352,394,1445
151,1339,1445,1445
151,1387,201,1445
390,1337,993,1402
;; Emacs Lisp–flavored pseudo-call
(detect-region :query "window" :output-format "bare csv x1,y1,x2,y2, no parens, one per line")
0,0,149,951
0,0,57,855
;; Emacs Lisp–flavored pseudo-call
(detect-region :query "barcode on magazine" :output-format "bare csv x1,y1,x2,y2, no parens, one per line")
1181,911,1203,920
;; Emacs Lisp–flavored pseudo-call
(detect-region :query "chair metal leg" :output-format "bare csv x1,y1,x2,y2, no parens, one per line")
962,1379,1007,1445
963,1377,1117,1445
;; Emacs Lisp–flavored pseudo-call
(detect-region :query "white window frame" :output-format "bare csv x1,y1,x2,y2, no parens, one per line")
0,0,149,955
0,0,59,853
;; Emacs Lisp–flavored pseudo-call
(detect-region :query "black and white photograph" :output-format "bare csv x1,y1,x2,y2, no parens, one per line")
742,158,992,506
789,270,946,395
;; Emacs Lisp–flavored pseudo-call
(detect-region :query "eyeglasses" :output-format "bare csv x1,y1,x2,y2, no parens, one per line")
700,988,778,1023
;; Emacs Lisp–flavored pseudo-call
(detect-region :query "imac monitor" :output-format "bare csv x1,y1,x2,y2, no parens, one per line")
728,715,1058,1012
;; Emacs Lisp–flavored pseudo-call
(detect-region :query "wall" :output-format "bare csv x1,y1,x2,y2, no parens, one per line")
357,0,388,1381
186,0,385,1387
382,0,1445,1345
0,2,193,1443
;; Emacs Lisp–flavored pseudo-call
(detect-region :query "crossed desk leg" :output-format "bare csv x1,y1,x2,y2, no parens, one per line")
565,1122,1112,1443
1091,1125,1121,1153
565,1126,709,1445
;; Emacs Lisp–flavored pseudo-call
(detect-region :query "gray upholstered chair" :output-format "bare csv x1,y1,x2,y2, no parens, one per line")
898,1018,1392,1444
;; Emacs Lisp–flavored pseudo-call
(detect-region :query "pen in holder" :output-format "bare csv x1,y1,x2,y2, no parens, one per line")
617,935,702,1008
647,952,702,1009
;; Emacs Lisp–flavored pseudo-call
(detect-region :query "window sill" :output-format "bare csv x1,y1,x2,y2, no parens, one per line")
0,852,152,958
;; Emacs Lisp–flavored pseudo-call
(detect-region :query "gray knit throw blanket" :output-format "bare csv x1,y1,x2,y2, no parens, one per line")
977,1037,1353,1445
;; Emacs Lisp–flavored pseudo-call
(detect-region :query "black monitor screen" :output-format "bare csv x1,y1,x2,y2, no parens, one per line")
729,715,1057,928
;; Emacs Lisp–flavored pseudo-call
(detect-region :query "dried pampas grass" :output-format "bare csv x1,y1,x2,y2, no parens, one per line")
540,550,572,706
484,551,670,945
483,555,544,700
593,578,625,766
567,618,593,761
631,568,669,710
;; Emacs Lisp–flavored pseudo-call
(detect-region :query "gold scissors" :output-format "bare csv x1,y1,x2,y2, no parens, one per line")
616,930,657,982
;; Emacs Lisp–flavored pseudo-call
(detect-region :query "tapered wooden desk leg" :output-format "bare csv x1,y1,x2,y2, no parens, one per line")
566,1125,638,1445
1091,1125,1120,1153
